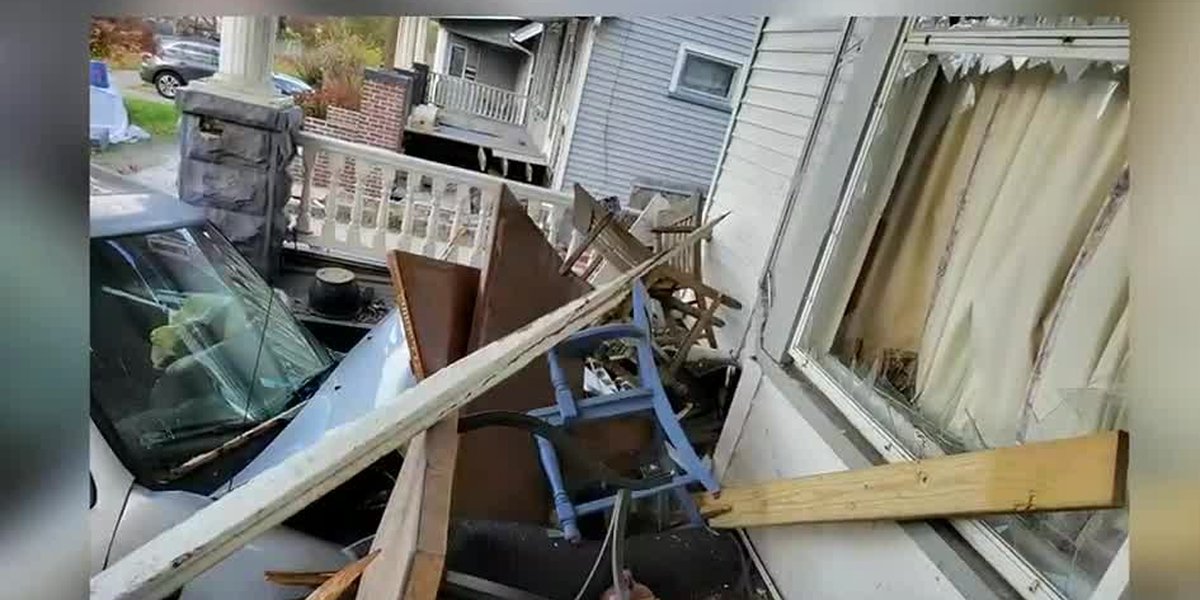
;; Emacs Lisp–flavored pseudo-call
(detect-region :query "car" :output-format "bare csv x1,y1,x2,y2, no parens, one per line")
139,39,313,99
89,166,415,597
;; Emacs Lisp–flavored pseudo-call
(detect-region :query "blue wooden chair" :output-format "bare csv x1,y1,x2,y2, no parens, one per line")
527,279,720,542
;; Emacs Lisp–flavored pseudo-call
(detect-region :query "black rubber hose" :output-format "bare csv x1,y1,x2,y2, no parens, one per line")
457,411,672,492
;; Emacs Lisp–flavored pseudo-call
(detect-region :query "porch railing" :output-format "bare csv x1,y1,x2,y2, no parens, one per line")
288,131,572,268
427,71,528,126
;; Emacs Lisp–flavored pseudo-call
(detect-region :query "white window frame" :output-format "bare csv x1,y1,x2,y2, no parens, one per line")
667,42,745,111
784,19,1130,600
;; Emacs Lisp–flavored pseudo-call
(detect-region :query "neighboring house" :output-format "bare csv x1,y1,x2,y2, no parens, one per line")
704,15,1131,600
559,17,759,200
399,17,758,202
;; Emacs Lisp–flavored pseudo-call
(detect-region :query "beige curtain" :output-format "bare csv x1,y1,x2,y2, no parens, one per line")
834,63,1130,450
837,69,1001,371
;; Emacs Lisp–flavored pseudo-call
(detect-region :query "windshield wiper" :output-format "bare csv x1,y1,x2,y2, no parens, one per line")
285,360,339,409
162,360,340,482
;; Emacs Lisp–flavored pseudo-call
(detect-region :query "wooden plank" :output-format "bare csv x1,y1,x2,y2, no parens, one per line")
357,251,479,600
400,416,459,600
91,213,727,600
697,431,1128,529
265,571,335,588
354,438,426,600
306,550,380,600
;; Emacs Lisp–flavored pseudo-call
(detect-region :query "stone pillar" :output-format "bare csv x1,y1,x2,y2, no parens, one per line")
1128,4,1200,598
177,15,300,280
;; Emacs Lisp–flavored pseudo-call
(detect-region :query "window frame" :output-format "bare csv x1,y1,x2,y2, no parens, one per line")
447,43,469,78
667,42,745,111
781,18,1130,600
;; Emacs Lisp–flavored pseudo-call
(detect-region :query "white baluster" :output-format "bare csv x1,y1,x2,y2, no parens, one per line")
471,187,499,267
423,176,446,257
444,182,470,264
347,159,368,247
296,146,316,234
321,153,344,246
402,169,420,248
546,203,562,248
525,198,544,235
372,166,397,249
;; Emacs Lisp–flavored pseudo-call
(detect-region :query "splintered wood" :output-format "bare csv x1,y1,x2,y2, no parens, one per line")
697,431,1128,528
90,213,727,600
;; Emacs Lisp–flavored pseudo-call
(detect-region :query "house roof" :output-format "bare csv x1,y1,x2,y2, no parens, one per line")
437,18,536,55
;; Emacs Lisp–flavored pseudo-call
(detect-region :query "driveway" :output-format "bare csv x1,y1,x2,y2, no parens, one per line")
110,69,173,105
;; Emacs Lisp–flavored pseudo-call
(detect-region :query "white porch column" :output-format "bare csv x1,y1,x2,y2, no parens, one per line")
392,16,431,70
208,16,284,102
1128,3,1200,598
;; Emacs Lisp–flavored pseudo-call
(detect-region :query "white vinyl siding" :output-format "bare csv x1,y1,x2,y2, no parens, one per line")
703,16,850,354
560,17,759,200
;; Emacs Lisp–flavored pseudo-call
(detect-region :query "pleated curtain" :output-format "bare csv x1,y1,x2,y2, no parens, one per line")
835,63,1130,450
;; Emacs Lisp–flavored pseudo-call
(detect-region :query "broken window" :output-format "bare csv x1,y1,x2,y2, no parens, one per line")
789,34,1129,599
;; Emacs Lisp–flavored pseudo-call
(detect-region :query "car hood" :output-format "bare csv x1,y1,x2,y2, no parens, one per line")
219,308,417,494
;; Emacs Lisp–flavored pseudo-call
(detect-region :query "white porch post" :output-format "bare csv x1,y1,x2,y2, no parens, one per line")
393,16,431,70
1128,3,1200,599
207,16,285,103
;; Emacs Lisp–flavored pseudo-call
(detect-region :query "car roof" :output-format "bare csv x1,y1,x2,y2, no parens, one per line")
273,72,308,86
90,166,207,239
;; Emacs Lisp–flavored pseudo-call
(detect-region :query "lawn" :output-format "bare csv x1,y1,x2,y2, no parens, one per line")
124,97,180,137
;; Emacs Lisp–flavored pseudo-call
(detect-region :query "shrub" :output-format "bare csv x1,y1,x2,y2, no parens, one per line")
90,17,155,60
289,18,386,117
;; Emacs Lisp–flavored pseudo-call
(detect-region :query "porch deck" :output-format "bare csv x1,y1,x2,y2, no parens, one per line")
407,108,547,166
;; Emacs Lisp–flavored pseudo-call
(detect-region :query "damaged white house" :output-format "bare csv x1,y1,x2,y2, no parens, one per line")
90,7,1200,600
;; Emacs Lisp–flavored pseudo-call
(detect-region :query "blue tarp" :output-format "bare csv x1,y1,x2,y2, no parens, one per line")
89,61,149,145
90,60,110,88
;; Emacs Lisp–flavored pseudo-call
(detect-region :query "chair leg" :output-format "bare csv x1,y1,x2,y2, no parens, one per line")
535,435,581,543
642,375,720,492
671,483,705,527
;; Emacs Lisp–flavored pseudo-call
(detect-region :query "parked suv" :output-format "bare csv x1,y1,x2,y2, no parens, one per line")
89,166,414,597
140,38,313,99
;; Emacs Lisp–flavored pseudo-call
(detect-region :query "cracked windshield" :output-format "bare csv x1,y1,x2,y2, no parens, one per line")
90,224,332,482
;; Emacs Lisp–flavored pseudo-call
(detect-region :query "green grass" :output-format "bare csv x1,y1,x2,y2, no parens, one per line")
124,97,180,137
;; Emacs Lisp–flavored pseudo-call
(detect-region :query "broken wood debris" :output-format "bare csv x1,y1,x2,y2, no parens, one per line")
306,550,380,600
564,184,741,381
356,247,479,600
697,430,1128,528
89,207,727,600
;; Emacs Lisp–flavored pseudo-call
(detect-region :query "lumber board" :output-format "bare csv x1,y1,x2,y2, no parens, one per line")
401,415,459,600
90,211,727,600
306,550,380,600
697,431,1127,529
356,251,476,600
264,571,335,587
355,437,426,600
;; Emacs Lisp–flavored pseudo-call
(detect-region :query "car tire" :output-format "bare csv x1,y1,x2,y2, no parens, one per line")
153,71,184,99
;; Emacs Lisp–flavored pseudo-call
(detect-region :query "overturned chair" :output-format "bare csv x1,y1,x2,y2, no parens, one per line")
526,279,720,542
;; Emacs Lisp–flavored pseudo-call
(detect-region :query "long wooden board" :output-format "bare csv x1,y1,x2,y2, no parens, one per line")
697,431,1127,529
356,251,478,600
90,214,727,600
